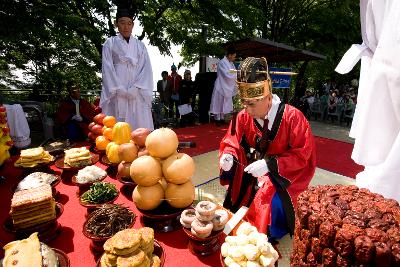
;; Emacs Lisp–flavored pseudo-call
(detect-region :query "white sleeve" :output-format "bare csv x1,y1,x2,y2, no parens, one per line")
101,38,123,96
217,58,237,98
129,43,154,105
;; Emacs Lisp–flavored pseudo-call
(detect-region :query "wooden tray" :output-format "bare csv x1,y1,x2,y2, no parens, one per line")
137,201,191,233
183,227,225,256
3,203,64,242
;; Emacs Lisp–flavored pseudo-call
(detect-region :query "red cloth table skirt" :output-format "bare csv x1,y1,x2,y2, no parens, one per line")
0,152,222,267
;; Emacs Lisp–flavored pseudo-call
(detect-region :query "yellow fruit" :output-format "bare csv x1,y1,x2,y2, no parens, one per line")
112,122,131,145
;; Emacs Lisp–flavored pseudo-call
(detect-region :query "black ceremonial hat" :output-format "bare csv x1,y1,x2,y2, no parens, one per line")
115,0,137,19
116,8,135,19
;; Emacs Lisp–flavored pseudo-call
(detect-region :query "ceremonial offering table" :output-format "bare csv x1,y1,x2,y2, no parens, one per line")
0,143,223,267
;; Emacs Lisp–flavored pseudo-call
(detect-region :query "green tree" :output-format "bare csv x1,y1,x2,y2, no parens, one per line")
0,0,360,104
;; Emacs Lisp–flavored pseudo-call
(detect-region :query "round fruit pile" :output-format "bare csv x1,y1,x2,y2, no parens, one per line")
0,105,13,166
131,128,196,210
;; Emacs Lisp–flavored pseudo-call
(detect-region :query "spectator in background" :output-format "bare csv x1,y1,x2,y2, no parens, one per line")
210,46,237,126
56,81,96,141
298,89,314,116
179,69,196,127
328,91,338,113
167,64,182,119
100,6,154,130
343,94,355,115
157,71,172,114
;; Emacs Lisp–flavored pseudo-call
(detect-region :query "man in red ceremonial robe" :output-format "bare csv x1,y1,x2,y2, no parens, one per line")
56,81,97,141
219,57,316,240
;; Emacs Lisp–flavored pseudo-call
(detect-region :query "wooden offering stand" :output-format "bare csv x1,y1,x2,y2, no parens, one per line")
183,227,225,256
116,174,136,200
2,202,64,243
137,201,188,233
100,155,118,177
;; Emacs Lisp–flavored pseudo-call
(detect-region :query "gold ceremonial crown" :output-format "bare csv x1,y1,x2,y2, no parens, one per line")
237,57,272,100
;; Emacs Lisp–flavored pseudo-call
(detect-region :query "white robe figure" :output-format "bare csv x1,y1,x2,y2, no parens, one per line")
100,33,154,130
210,56,237,120
335,0,400,202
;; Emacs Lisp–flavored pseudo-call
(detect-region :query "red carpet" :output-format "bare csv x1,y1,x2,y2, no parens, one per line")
314,136,364,178
175,123,364,178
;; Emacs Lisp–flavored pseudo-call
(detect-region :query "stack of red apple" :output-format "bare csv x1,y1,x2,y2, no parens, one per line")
0,105,13,165
87,113,107,142
117,128,151,180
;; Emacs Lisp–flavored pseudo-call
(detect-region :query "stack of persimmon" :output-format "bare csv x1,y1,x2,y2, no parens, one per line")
94,115,116,151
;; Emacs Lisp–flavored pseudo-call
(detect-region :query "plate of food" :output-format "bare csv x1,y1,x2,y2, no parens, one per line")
41,138,72,156
11,172,61,195
71,165,108,187
79,182,119,209
96,228,165,267
83,204,136,241
1,233,70,267
55,147,99,170
14,147,55,169
219,222,279,267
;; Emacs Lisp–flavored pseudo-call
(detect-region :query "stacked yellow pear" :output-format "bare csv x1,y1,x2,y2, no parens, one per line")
131,128,195,210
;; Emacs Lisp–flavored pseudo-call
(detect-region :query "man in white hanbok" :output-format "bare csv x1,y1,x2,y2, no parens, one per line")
100,8,154,130
335,0,400,202
210,47,237,125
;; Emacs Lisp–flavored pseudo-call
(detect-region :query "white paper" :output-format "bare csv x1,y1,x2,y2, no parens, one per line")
177,104,192,116
223,206,249,235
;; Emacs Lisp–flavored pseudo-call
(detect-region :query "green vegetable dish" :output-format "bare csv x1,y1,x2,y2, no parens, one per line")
81,182,118,204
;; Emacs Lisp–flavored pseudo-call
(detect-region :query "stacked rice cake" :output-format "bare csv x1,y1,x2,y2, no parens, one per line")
14,147,54,168
101,227,161,267
64,147,91,167
10,184,56,229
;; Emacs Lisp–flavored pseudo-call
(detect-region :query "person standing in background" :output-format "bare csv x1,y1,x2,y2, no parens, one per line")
167,64,182,119
179,69,196,127
210,46,237,126
100,5,154,130
157,71,172,114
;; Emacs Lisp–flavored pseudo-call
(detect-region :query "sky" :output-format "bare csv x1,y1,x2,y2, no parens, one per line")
132,19,199,89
